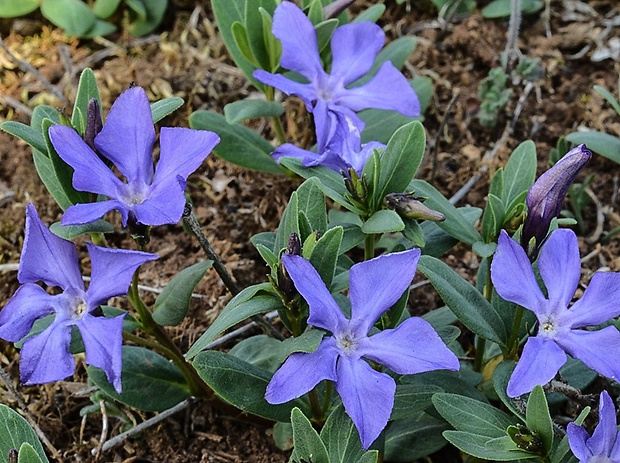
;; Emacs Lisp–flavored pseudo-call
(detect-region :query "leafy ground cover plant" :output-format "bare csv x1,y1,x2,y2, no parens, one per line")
0,1,619,462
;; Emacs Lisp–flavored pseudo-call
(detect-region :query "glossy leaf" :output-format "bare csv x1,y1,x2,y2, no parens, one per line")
151,97,184,123
566,131,620,164
391,384,442,420
88,346,190,412
189,110,282,173
129,0,166,36
92,0,122,19
0,122,47,155
0,405,48,463
152,261,213,326
186,283,283,359
296,178,328,233
40,0,96,37
443,431,535,460
49,219,114,239
274,190,300,253
71,68,102,133
308,226,344,289
224,100,284,124
361,209,405,234
385,413,448,461
526,385,553,453
0,0,39,17
320,405,379,463
193,350,308,422
290,408,329,463
502,140,536,211
245,0,278,71
17,442,45,463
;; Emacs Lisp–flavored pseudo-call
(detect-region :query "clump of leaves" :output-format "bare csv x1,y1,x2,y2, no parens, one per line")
0,0,167,38
478,67,512,127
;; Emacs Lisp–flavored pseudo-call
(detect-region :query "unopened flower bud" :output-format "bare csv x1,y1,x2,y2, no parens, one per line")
521,144,591,257
384,193,445,222
507,425,545,455
286,232,301,257
84,98,103,151
278,233,301,299
8,449,17,463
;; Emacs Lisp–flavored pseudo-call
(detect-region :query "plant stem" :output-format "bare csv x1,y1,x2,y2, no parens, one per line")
364,234,375,261
265,86,287,145
507,305,525,359
308,388,325,425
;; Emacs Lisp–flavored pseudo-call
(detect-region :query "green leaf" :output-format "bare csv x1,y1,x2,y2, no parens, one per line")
297,178,328,233
309,226,344,289
0,405,48,463
124,0,146,17
482,0,543,18
442,431,534,460
315,18,339,53
193,351,308,421
41,119,90,208
212,0,261,86
129,0,166,36
31,148,75,211
40,0,97,37
0,122,47,155
566,131,620,164
401,217,425,247
274,191,300,253
259,7,281,71
409,180,483,245
92,0,122,19
17,442,45,463
229,334,283,371
231,21,257,66
391,384,442,420
353,4,386,22
186,284,283,359
31,105,61,132
593,84,620,116
280,158,364,215
224,100,284,124
402,370,487,402
0,0,39,17
151,97,184,123
88,346,190,412
502,140,537,210
526,385,553,453
418,255,507,346
152,261,213,326
551,406,590,463
72,68,102,133
374,121,425,207
245,0,278,71
189,110,282,173
385,413,448,461
481,193,505,242
493,362,526,421
49,219,114,239
290,408,329,463
361,209,405,234
320,405,379,463
472,241,497,258
81,19,117,38
433,393,516,438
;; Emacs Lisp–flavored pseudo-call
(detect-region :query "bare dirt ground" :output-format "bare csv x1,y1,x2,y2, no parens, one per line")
0,0,619,461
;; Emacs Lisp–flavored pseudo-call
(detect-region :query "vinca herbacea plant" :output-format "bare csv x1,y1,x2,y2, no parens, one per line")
0,1,618,463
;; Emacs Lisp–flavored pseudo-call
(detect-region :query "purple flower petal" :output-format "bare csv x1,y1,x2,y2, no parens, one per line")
507,336,567,397
491,230,547,314
49,125,124,198
349,249,421,333
19,204,83,290
61,200,129,227
588,390,618,456
151,127,219,189
77,314,125,393
568,272,620,328
282,255,347,333
271,1,324,81
0,284,55,342
252,71,317,107
537,229,580,309
20,321,74,385
272,143,316,164
567,423,592,461
556,327,620,383
335,356,395,449
336,62,421,116
360,317,459,374
330,22,384,84
265,337,338,404
85,244,158,309
94,87,155,184
131,189,187,226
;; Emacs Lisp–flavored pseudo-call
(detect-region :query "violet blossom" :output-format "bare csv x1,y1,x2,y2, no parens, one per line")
567,391,620,463
253,1,420,136
48,87,220,227
0,204,158,392
273,111,385,174
521,144,591,258
491,228,620,398
265,249,459,449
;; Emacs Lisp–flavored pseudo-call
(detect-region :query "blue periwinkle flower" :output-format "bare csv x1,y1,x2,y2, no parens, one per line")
253,1,420,135
567,391,620,463
521,144,591,257
0,204,158,392
491,228,620,397
265,249,459,449
49,87,220,227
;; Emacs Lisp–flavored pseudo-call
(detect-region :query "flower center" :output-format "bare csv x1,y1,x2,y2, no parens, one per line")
70,296,88,320
336,330,359,356
120,181,149,206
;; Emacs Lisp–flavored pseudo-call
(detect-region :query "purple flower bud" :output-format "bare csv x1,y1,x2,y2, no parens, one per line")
384,193,446,222
84,98,102,151
521,144,591,257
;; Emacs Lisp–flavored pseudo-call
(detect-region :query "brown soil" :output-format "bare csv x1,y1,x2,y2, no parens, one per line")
0,0,619,461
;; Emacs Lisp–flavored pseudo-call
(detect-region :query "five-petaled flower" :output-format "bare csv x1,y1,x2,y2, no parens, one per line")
265,249,459,449
253,1,420,139
567,390,620,463
521,144,591,258
49,86,220,227
0,204,158,392
491,228,620,398
272,112,385,174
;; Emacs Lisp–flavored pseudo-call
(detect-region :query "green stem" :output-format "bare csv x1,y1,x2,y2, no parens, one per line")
473,263,494,372
364,234,375,261
507,305,525,359
89,232,107,247
127,272,213,399
308,388,325,425
265,85,287,145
